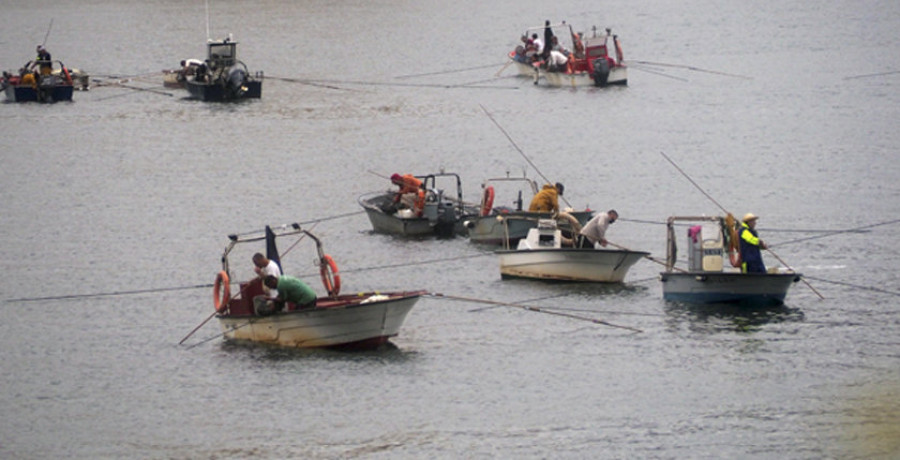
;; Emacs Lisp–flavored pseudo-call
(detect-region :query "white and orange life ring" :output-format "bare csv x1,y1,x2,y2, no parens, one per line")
320,254,341,297
213,270,231,312
481,186,495,216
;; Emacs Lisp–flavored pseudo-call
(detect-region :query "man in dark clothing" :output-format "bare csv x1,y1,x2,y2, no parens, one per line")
739,213,768,273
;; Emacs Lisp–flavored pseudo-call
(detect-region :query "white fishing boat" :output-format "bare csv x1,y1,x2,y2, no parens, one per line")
497,218,647,282
464,175,593,245
659,216,802,306
211,224,424,349
507,23,627,87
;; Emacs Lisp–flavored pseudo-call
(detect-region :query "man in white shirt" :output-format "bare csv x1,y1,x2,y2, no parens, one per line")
253,253,282,297
578,210,618,248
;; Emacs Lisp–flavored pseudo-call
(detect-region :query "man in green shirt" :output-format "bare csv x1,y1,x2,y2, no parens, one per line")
264,275,317,311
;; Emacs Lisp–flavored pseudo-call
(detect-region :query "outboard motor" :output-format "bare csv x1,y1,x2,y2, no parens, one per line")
591,58,610,87
225,66,248,97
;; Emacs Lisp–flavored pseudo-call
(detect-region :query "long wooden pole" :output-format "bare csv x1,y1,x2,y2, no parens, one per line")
480,104,573,208
178,309,218,345
431,293,643,333
659,151,824,299
606,240,687,273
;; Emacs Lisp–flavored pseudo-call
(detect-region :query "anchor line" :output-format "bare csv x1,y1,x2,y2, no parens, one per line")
429,293,643,333
5,253,492,303
801,276,900,297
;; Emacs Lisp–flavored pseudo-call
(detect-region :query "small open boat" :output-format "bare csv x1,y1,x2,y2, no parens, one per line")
464,175,593,245
497,218,647,282
359,172,478,237
508,23,627,87
659,216,802,306
183,36,262,101
2,59,74,102
212,224,424,349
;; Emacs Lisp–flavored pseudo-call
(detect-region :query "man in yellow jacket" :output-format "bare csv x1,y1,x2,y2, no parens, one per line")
528,182,564,213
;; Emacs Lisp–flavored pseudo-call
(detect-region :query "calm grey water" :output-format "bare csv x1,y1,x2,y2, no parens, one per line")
2,0,899,458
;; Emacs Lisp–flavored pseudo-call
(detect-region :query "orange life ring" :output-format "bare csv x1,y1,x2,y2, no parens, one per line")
62,67,72,85
726,215,742,268
481,186,495,216
320,254,341,297
213,270,230,312
728,248,742,268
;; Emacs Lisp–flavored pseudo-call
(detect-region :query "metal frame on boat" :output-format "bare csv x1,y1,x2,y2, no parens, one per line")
212,224,423,349
497,217,647,282
659,216,802,306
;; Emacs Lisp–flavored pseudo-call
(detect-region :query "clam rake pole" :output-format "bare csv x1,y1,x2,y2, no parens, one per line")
480,104,573,209
765,247,825,299
606,240,687,273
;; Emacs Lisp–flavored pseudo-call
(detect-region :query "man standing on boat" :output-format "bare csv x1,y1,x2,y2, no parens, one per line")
578,209,618,248
739,213,768,273
31,46,52,75
264,275,317,312
528,182,564,213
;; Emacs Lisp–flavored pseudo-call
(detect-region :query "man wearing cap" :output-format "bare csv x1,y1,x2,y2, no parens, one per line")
528,182,564,213
739,213,768,273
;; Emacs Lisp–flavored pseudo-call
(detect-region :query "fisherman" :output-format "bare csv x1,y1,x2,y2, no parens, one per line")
263,275,317,313
531,33,544,58
547,49,569,72
578,209,618,248
542,20,555,59
389,173,425,215
528,182,564,213
32,46,52,75
739,213,768,273
252,253,282,298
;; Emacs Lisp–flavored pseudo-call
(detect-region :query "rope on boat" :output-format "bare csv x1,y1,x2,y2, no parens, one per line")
393,62,508,80
630,60,753,80
268,76,520,91
5,283,214,303
429,292,643,333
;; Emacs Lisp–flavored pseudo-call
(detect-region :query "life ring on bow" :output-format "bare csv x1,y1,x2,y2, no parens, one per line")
61,66,72,85
320,254,341,297
481,186,495,216
213,270,230,312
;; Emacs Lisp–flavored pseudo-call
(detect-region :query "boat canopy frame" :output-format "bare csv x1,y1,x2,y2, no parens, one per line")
220,223,327,282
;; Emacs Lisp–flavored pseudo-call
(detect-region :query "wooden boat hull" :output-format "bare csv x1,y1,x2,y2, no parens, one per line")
659,272,802,306
217,291,423,349
466,210,594,245
539,66,627,87
184,79,262,101
4,83,73,102
497,248,648,282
